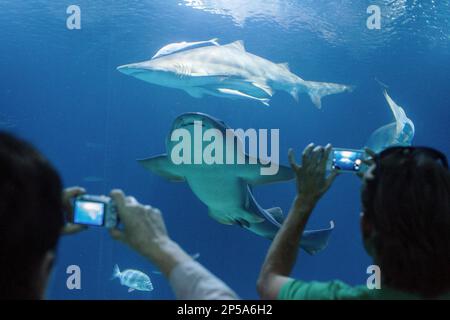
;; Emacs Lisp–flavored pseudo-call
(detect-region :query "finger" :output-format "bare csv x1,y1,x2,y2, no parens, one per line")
362,158,374,165
63,187,86,200
109,228,124,242
126,196,138,205
302,143,315,164
320,144,333,171
62,223,87,235
62,187,87,221
310,146,324,166
110,189,127,218
288,148,300,171
364,148,377,158
356,171,365,179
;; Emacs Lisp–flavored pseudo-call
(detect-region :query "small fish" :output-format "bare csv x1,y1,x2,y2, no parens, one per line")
151,38,220,59
112,264,153,292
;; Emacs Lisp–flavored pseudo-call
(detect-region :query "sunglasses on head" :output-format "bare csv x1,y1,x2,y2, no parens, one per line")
374,146,449,176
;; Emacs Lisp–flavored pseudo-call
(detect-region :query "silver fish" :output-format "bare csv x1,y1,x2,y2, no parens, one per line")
112,264,153,292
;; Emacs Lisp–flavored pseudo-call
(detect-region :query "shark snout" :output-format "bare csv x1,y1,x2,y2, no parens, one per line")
117,63,141,75
172,113,226,131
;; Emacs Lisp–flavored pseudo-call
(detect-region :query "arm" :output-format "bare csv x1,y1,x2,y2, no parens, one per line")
257,144,338,300
109,189,238,300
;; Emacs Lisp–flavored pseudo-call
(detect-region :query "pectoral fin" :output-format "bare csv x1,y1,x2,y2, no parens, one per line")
137,155,185,182
242,164,294,186
251,81,273,97
300,221,335,255
185,87,205,98
266,207,284,224
216,88,270,106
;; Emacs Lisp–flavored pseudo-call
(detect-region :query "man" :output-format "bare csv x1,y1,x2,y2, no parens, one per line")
257,143,450,299
0,131,237,299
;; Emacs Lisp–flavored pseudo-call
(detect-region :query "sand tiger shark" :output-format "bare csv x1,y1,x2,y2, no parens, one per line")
118,40,353,108
366,89,415,153
138,112,334,254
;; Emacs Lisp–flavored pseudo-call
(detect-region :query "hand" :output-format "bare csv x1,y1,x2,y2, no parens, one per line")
61,186,88,235
357,148,377,179
288,143,338,207
109,189,170,260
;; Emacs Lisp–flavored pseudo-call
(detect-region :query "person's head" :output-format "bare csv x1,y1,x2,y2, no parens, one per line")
0,132,64,299
360,146,450,298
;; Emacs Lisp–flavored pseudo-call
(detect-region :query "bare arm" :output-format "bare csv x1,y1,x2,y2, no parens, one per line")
109,190,238,299
109,189,192,277
257,144,338,299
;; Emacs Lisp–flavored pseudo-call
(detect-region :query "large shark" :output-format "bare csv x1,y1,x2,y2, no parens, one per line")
138,112,334,254
118,40,353,108
366,89,415,153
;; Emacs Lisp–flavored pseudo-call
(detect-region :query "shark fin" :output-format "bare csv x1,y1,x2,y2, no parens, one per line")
243,164,294,186
227,40,246,52
251,81,273,97
210,38,220,46
216,88,270,106
303,81,353,109
290,87,299,102
266,207,284,224
185,88,205,98
137,155,185,182
278,62,290,71
300,221,335,255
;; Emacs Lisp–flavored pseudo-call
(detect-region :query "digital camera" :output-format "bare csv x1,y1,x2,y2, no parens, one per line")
73,195,118,228
327,148,367,173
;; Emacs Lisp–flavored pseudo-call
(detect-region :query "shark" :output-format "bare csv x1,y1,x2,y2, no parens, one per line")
118,40,353,108
152,38,220,60
138,112,334,254
366,89,415,153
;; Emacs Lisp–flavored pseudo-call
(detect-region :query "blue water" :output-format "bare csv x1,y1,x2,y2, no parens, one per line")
0,1,449,299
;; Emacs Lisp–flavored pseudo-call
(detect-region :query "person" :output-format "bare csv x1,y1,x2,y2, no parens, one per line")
108,189,238,300
0,131,238,300
257,143,450,300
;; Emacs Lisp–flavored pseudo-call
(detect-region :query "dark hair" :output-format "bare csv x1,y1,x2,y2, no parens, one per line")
361,150,450,298
0,132,64,299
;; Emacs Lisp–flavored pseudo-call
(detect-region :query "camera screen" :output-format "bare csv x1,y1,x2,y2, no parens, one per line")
73,200,105,226
332,150,364,172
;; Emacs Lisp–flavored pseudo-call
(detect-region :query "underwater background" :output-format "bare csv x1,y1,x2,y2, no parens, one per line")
0,1,449,299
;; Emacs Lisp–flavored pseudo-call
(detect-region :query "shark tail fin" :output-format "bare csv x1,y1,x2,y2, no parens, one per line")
300,221,335,255
210,38,220,46
111,264,121,280
301,80,354,109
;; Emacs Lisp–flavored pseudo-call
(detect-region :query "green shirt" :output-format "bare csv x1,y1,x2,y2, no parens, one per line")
278,279,450,300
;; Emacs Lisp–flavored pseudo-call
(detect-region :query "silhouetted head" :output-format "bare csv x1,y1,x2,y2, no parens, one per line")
361,146,450,298
0,132,64,299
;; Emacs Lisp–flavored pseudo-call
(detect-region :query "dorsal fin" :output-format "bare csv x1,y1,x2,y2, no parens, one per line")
278,62,290,71
227,40,246,51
